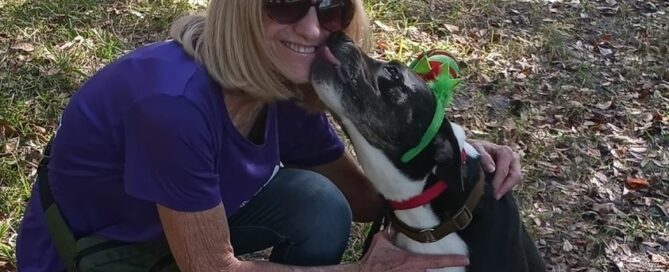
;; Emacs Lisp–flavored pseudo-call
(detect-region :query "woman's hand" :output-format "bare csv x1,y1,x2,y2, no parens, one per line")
468,140,522,200
356,231,469,272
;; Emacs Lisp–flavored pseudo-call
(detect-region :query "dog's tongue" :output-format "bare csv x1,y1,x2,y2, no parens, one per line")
316,45,341,66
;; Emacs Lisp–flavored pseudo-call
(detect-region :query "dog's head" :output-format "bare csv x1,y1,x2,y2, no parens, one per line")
311,32,448,167
311,33,478,205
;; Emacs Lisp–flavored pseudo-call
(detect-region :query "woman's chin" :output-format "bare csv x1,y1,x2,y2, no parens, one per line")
282,71,310,84
275,59,312,84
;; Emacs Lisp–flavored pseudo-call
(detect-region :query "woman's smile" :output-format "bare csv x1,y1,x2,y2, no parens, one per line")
281,41,317,54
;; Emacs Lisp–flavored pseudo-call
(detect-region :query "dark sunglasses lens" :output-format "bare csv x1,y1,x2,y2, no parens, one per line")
318,0,354,32
265,0,311,24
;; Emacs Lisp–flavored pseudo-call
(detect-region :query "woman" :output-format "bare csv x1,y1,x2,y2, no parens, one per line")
16,0,522,271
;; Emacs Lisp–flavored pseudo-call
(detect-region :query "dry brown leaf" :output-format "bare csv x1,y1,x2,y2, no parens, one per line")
660,201,669,216
598,45,614,57
0,119,17,139
625,176,649,189
595,101,612,110
648,252,669,266
11,42,34,52
58,41,75,51
4,138,18,153
613,160,624,169
374,20,395,32
45,67,60,76
592,202,617,214
563,240,574,252
594,171,608,182
639,113,653,122
443,23,460,33
629,147,647,153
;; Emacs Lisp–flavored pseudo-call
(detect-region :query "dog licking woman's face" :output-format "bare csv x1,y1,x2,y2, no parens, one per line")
311,32,445,170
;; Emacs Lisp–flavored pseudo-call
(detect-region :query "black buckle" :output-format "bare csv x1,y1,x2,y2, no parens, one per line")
453,206,473,230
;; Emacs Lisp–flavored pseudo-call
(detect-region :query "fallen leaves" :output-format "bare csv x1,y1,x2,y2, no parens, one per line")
626,176,650,189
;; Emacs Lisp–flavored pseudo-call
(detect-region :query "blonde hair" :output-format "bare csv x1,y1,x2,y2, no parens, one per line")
170,0,371,103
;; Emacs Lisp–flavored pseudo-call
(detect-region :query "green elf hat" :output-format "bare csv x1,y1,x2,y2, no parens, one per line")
401,49,463,163
408,49,462,110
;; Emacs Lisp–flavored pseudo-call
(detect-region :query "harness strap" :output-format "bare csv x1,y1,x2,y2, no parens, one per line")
359,199,389,260
388,169,485,243
37,139,77,272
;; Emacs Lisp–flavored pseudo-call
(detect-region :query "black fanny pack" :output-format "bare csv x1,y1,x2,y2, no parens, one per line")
37,140,180,271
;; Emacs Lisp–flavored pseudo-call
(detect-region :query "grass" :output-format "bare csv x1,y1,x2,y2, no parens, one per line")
1,0,668,271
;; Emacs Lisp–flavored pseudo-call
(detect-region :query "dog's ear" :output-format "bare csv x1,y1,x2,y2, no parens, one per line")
433,134,455,165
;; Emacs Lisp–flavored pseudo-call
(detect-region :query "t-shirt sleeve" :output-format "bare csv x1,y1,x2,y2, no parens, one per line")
122,95,221,212
279,104,345,167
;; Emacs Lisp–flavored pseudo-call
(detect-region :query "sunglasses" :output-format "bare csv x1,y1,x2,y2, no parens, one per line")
264,0,355,32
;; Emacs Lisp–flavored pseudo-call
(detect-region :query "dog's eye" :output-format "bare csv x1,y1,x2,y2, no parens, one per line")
384,66,401,81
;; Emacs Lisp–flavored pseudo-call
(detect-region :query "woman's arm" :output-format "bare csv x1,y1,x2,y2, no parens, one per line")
307,151,384,223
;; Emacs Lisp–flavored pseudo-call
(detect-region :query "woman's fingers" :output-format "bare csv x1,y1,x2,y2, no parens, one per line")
495,152,522,199
490,145,513,197
472,141,496,172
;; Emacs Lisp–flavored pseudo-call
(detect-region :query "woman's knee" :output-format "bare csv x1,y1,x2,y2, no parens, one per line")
271,169,352,264
273,169,352,222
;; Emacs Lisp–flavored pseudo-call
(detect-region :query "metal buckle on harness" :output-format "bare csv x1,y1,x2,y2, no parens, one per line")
419,228,437,243
453,206,473,230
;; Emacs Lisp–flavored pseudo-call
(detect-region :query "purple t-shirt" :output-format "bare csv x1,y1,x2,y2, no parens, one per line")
16,41,345,271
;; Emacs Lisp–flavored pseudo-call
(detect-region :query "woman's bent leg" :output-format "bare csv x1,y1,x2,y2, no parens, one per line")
228,168,352,266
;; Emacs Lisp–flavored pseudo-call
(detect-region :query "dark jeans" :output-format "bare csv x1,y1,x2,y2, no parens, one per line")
228,168,353,266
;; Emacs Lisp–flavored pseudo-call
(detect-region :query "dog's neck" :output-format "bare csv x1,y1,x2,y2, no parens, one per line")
342,116,480,230
428,148,483,222
392,133,482,231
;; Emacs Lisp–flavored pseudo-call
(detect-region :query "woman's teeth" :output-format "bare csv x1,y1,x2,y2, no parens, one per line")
282,41,316,54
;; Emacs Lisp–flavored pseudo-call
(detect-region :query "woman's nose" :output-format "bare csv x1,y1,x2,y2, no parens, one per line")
293,7,325,41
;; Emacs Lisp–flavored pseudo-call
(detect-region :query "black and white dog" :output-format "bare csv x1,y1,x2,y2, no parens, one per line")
311,33,545,272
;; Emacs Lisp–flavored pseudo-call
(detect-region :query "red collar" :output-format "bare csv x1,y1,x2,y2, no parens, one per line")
388,149,468,211
388,180,448,210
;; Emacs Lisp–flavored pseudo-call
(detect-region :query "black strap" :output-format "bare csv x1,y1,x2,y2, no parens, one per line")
359,200,389,260
37,138,78,271
38,138,54,211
